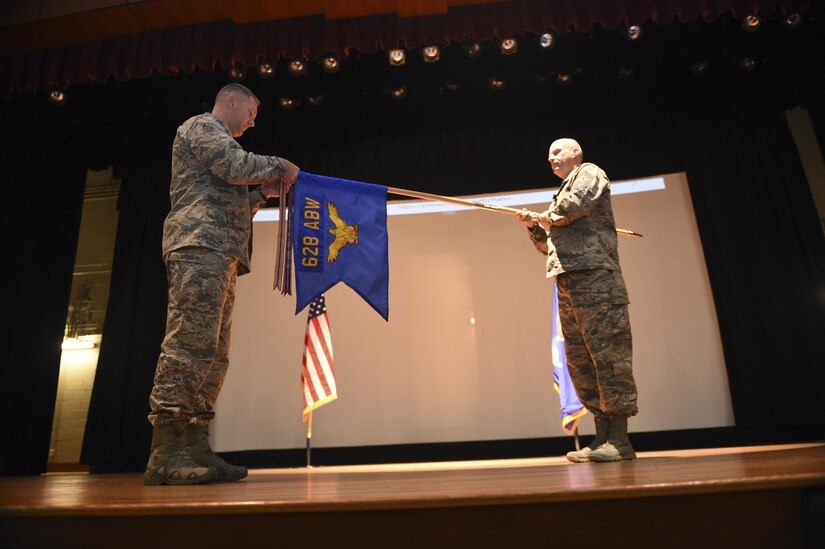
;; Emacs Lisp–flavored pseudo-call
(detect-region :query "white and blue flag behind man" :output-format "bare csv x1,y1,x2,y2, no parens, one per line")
552,282,588,435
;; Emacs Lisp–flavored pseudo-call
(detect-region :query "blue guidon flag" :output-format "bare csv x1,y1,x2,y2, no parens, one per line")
291,172,389,320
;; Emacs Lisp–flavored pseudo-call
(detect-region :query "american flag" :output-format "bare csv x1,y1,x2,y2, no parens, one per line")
302,295,337,420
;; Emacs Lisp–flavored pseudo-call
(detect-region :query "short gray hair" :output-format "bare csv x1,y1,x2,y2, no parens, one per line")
216,83,260,105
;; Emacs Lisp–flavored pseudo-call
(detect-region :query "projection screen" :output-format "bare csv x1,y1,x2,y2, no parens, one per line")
211,172,734,452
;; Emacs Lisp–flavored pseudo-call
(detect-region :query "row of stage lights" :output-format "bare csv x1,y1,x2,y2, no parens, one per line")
231,54,341,80
247,11,802,76
229,33,546,83
46,12,806,107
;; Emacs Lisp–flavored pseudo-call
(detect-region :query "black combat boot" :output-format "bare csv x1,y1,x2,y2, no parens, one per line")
184,424,248,482
566,415,611,463
143,421,217,485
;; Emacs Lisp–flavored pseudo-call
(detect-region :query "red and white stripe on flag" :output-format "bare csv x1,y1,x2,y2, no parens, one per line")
302,295,337,420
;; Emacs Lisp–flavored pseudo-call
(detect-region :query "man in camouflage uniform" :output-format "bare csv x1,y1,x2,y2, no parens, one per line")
144,84,300,485
517,138,638,463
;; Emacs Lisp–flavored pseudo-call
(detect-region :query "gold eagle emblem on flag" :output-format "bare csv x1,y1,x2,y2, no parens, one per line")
327,201,359,263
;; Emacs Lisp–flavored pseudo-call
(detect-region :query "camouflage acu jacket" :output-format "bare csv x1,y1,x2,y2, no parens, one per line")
527,162,623,277
162,113,286,275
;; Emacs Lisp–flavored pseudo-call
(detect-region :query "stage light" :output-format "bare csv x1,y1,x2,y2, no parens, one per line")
279,97,297,110
689,61,709,75
626,25,642,41
463,40,481,59
539,33,555,48
741,15,761,31
307,94,324,106
500,38,518,55
322,54,340,73
422,45,440,63
48,89,66,106
390,85,407,100
388,49,406,66
784,13,802,29
739,57,758,71
556,72,572,85
289,60,307,76
228,64,247,81
257,63,274,79
489,78,506,91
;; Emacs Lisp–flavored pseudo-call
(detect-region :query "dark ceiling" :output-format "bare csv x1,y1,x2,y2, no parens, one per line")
0,0,505,57
2,2,824,196
21,9,822,125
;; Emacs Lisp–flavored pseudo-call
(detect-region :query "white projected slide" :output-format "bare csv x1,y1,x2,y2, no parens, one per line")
212,173,734,452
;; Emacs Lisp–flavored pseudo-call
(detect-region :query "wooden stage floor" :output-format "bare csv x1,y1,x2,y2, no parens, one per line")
2,443,824,548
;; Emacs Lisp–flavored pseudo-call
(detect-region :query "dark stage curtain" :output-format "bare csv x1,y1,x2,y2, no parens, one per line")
805,100,825,172
0,0,812,94
676,110,825,428
80,135,174,472
0,99,86,475
77,96,825,471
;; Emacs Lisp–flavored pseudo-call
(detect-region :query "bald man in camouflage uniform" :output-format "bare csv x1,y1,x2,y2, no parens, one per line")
517,138,638,463
144,84,300,485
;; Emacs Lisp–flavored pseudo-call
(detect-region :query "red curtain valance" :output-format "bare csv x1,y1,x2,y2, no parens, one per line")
0,0,808,94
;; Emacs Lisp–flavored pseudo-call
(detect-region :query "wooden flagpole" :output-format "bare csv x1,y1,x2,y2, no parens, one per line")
386,186,643,237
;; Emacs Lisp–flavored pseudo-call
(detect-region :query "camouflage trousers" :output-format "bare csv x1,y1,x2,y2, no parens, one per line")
149,247,239,426
556,268,638,417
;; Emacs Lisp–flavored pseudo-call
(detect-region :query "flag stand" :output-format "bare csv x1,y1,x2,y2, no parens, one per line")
306,412,313,468
301,294,336,469
573,427,581,452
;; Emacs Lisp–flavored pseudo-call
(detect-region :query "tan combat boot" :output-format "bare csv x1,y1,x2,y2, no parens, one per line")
184,424,248,482
143,422,217,485
588,415,636,462
566,415,611,463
